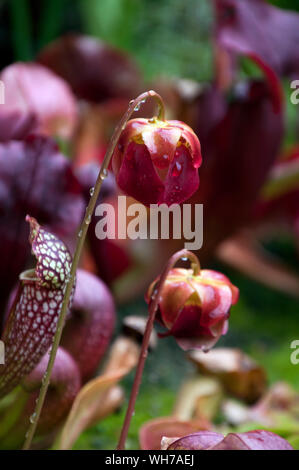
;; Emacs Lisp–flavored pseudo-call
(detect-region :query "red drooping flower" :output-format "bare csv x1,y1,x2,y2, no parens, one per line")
162,430,293,450
146,268,239,351
112,118,202,206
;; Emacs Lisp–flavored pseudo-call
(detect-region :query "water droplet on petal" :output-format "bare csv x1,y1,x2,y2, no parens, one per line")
172,161,182,177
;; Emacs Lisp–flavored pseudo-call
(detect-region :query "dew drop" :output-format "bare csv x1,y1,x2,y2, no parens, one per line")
181,256,188,262
29,413,36,424
85,215,91,225
89,187,94,196
78,229,83,238
100,169,108,180
172,161,182,177
134,103,141,112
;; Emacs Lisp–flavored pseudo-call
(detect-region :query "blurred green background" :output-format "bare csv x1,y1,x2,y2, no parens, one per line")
1,0,299,80
1,0,299,450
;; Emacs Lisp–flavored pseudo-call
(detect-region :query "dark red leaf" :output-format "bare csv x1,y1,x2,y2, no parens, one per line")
214,0,299,79
61,269,116,382
0,135,84,320
38,34,142,103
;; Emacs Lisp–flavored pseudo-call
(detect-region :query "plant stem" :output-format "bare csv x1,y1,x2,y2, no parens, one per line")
22,90,165,450
116,249,200,450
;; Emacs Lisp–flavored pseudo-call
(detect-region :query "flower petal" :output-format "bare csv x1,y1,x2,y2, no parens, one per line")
163,145,199,205
117,141,164,206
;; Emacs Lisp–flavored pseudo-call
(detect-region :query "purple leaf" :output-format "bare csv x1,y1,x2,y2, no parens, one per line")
214,0,299,79
212,430,294,450
0,135,84,319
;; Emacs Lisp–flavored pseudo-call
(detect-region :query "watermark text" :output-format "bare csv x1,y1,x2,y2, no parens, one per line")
95,196,203,250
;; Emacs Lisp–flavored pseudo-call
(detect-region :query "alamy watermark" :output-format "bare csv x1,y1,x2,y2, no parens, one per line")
0,340,4,364
290,80,299,104
290,340,299,365
94,196,203,251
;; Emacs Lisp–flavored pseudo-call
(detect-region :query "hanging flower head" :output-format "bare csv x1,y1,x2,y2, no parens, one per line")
112,118,202,206
146,267,239,351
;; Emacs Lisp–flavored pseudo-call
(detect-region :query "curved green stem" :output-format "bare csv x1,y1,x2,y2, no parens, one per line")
22,90,166,450
116,249,200,450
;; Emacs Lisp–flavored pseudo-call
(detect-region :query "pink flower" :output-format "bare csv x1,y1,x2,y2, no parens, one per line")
112,118,202,206
0,63,77,138
146,268,239,351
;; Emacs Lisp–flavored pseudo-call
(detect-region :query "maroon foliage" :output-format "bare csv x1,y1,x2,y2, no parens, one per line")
61,269,116,382
214,0,299,79
38,35,142,103
0,135,84,320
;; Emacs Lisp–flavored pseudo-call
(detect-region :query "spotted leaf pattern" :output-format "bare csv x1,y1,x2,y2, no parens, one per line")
27,216,72,289
0,216,73,398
